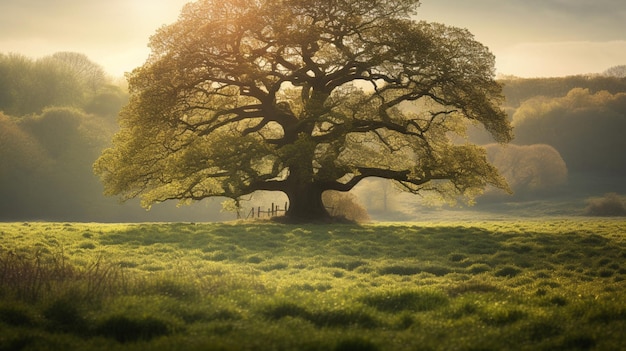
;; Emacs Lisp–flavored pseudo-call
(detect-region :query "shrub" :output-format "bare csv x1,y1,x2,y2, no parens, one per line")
584,193,626,216
323,191,370,222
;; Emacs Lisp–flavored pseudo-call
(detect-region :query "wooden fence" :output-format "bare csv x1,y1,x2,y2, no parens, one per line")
240,202,289,219
239,202,336,219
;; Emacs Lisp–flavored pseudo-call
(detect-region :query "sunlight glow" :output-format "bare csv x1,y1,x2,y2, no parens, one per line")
496,40,626,77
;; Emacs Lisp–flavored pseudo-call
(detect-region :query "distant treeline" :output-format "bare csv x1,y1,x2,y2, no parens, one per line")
1,52,625,221
500,74,626,107
0,52,229,222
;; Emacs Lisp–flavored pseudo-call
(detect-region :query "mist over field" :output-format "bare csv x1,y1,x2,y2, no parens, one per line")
1,53,625,221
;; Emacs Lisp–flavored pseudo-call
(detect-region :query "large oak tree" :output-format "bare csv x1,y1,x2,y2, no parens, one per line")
95,0,512,221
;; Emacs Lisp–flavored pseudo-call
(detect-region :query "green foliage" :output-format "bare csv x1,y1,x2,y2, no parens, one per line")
84,85,129,118
0,51,147,222
0,107,115,220
0,113,49,217
512,88,626,175
95,0,512,221
0,53,234,222
0,52,108,115
322,191,370,222
20,106,105,159
499,75,626,108
484,144,568,199
0,220,624,350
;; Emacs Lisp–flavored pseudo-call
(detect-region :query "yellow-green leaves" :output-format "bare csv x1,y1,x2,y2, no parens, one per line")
95,0,511,218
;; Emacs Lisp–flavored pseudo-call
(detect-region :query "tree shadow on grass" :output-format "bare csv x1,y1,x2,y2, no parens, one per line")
96,222,626,282
98,223,505,261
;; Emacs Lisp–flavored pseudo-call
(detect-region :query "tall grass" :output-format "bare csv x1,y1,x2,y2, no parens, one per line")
0,246,126,303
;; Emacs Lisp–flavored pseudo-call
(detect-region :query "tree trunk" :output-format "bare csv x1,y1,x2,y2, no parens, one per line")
284,181,330,222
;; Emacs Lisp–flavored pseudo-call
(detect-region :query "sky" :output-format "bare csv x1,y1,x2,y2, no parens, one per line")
1,0,625,78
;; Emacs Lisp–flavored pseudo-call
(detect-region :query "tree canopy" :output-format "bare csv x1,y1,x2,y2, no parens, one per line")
512,88,626,175
0,52,117,116
95,0,512,221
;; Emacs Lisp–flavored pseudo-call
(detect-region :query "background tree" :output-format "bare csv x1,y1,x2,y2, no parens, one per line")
49,52,107,95
512,88,626,176
483,144,568,200
603,65,626,78
352,177,402,215
95,0,512,221
0,113,49,218
84,84,129,120
584,193,626,216
499,75,626,108
2,107,111,219
0,52,108,115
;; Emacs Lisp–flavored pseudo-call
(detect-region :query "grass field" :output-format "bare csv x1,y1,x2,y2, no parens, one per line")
0,219,624,350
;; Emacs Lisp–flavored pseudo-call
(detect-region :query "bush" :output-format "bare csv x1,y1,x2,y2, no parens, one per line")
323,191,370,222
584,193,626,216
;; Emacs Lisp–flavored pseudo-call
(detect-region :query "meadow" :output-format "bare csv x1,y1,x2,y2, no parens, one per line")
0,219,624,350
